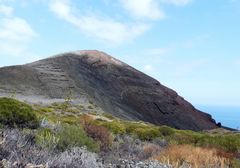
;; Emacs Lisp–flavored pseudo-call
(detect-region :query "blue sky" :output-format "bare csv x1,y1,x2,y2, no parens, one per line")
0,0,240,107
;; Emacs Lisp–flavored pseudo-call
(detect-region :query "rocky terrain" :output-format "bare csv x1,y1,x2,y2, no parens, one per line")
0,128,170,168
0,50,217,131
0,97,239,168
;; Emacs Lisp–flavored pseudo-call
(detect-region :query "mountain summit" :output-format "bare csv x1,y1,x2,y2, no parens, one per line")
0,50,217,130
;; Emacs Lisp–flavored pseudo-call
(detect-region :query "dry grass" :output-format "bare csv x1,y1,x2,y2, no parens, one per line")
80,114,95,125
141,143,162,159
152,145,230,168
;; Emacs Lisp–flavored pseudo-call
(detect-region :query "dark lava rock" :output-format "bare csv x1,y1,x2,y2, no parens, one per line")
0,50,217,130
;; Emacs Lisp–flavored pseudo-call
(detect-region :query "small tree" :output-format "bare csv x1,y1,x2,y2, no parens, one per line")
9,89,16,99
63,88,74,110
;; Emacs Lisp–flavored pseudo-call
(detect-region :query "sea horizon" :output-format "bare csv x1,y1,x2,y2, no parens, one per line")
196,105,240,130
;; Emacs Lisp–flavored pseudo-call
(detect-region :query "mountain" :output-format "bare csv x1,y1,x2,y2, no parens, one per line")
0,50,217,130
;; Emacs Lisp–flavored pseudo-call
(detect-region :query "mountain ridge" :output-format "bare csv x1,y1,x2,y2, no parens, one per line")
0,50,217,130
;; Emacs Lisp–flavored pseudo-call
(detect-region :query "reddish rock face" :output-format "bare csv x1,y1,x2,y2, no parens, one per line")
0,50,217,130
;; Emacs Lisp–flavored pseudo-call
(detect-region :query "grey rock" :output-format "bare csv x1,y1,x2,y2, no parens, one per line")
110,159,170,168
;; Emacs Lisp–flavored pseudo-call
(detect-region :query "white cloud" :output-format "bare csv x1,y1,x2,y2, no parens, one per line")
161,0,192,6
0,17,37,42
0,4,38,58
143,64,153,71
0,4,13,16
0,0,15,3
49,0,149,44
120,0,165,20
120,0,192,20
48,0,192,44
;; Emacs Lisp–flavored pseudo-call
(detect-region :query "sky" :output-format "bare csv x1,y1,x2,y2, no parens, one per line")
0,0,240,107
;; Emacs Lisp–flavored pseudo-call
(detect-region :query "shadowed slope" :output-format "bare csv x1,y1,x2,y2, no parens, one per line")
0,50,217,130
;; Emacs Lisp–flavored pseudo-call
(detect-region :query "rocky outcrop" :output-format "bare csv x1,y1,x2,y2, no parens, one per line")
0,50,217,130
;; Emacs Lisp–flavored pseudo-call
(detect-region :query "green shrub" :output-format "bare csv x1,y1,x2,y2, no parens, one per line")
65,108,79,113
50,102,68,110
158,126,175,136
40,113,79,125
170,130,203,145
82,115,240,153
0,97,39,128
230,159,240,168
56,124,99,152
133,127,160,140
36,128,59,149
124,121,161,140
60,115,79,125
88,105,94,109
196,134,240,152
39,107,53,113
35,107,54,116
36,123,99,152
124,122,141,133
168,130,240,153
100,120,126,135
77,105,84,109
102,113,115,120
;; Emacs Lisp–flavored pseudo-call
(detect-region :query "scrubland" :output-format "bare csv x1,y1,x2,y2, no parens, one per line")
0,97,239,168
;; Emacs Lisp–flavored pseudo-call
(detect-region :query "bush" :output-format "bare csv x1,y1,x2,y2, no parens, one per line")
133,127,160,140
163,129,240,153
88,105,94,109
80,114,112,150
36,107,54,114
230,159,240,168
102,113,115,119
197,134,240,152
170,130,203,145
56,124,99,152
0,97,39,128
60,115,78,125
158,126,175,136
99,120,126,135
36,124,99,152
36,128,59,150
124,122,140,134
124,122,161,140
50,102,68,110
80,114,240,154
84,123,112,150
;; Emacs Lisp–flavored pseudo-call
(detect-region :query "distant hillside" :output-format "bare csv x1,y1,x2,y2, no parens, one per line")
0,50,217,130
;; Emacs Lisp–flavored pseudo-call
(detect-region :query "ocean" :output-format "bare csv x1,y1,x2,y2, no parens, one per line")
196,105,240,130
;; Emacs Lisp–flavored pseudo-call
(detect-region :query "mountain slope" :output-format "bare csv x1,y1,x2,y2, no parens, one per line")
0,50,217,130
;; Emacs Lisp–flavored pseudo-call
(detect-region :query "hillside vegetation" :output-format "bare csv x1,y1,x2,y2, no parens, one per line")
0,97,239,168
0,98,39,128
